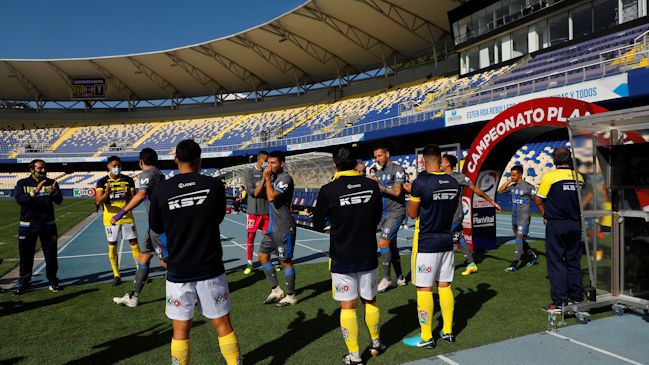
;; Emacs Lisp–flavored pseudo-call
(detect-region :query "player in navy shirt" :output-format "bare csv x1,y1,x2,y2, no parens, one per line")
402,144,460,348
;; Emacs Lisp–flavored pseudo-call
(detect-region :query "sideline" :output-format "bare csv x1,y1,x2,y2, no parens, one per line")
0,212,100,290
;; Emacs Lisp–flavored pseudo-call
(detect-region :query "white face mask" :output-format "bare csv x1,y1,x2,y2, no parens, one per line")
261,162,268,169
111,167,121,176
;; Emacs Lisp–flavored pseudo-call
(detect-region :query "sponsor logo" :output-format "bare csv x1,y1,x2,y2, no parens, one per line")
168,189,210,210
417,264,433,273
140,178,149,185
473,216,495,226
563,183,577,191
18,236,26,240
418,310,430,325
178,182,196,189
513,198,528,205
439,179,449,184
346,184,361,189
432,189,458,200
73,188,96,198
167,296,181,307
214,293,229,304
341,327,350,342
172,356,181,365
276,181,288,190
334,284,350,292
339,190,373,206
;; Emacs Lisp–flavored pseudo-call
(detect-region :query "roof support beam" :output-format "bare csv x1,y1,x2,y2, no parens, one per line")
262,23,358,79
356,0,451,38
355,0,447,46
191,44,270,96
295,4,409,64
128,57,181,107
3,61,45,106
228,34,312,90
88,60,140,102
165,52,227,96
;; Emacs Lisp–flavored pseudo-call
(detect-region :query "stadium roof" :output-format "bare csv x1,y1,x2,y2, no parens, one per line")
0,0,457,105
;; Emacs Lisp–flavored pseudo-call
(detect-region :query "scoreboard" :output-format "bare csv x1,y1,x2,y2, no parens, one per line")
71,78,106,99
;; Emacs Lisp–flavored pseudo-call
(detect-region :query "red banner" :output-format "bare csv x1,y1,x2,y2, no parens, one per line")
460,97,609,249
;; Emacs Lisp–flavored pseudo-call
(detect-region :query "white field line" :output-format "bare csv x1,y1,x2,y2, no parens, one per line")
32,212,103,276
437,354,461,365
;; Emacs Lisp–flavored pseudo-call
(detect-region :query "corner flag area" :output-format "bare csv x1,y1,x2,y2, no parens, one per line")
1,200,647,364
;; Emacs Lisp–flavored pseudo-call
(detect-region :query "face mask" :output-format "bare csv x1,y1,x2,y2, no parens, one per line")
34,171,47,181
111,167,121,176
261,162,268,169
370,173,376,177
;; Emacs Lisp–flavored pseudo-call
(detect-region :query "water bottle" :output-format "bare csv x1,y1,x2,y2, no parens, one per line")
547,306,557,332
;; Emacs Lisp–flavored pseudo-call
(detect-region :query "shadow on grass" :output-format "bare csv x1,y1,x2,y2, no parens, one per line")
380,299,418,347
432,283,498,337
0,357,24,365
63,321,205,365
295,278,331,304
243,309,338,365
228,270,267,293
0,288,98,317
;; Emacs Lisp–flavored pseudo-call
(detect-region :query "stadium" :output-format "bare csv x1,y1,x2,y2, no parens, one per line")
1,0,649,363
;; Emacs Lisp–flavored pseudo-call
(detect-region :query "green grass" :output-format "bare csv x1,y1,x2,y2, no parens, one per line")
0,198,96,276
0,240,610,364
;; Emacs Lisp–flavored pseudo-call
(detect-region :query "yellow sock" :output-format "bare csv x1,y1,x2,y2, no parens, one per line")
364,302,380,340
108,244,119,277
130,243,140,266
218,331,242,365
438,286,455,335
340,309,359,353
417,291,434,341
171,338,190,365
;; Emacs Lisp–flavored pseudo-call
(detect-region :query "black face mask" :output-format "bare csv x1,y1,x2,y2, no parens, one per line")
34,171,47,181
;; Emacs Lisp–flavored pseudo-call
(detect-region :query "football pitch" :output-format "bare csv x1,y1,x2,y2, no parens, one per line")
0,199,615,364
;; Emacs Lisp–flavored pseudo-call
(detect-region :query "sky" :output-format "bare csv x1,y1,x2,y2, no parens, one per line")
0,0,306,59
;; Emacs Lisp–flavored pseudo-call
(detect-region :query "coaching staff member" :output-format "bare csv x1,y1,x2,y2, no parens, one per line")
535,147,586,308
13,159,62,295
313,147,385,364
149,140,241,365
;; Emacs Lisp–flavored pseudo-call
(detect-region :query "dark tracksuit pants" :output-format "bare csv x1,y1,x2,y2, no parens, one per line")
18,221,58,286
545,219,583,305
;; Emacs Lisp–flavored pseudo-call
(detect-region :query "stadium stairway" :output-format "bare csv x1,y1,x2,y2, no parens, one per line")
131,121,164,149
48,125,77,152
207,115,247,146
278,104,330,139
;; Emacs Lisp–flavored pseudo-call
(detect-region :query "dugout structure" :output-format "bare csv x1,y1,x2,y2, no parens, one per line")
567,105,649,315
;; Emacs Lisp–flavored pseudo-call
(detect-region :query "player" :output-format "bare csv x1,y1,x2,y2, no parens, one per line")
113,148,167,307
256,150,298,307
313,147,386,365
402,144,460,348
497,165,539,272
95,156,140,286
243,151,270,274
441,154,501,275
370,146,406,292
149,139,241,365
